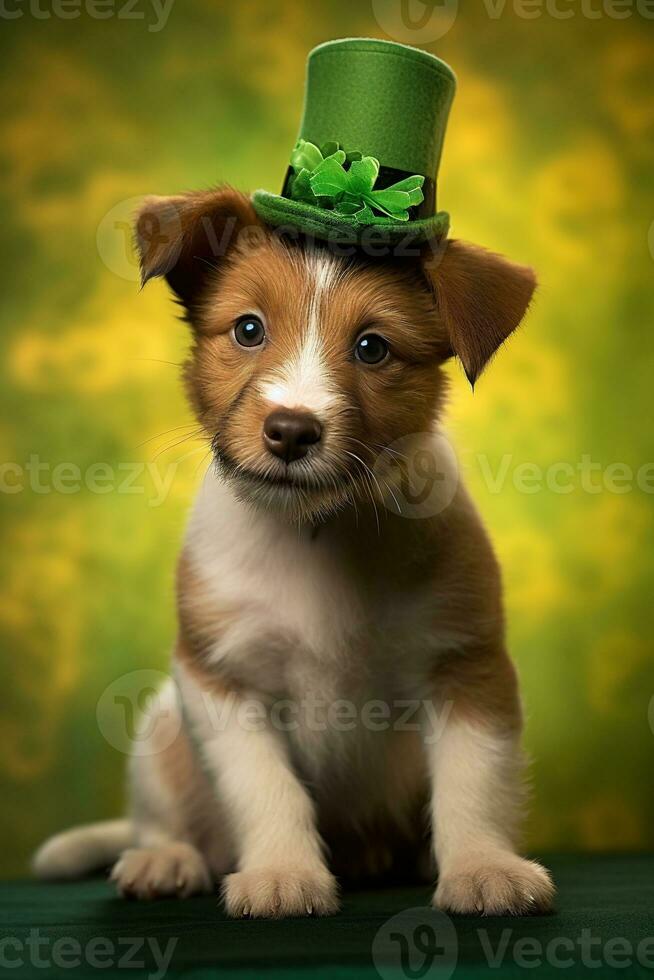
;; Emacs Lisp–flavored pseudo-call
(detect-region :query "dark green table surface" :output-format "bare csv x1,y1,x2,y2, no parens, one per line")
1,855,653,979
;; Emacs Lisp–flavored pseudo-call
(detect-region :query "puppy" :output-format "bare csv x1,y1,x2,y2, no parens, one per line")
34,187,554,918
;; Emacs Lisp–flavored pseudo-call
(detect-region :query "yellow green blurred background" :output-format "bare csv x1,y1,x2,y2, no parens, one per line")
1,0,653,876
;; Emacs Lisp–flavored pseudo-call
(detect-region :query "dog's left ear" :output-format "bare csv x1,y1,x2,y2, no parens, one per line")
422,239,537,386
134,186,264,320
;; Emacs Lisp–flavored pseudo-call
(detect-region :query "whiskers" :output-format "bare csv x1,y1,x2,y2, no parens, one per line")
342,450,382,533
213,441,358,526
136,423,213,479
207,426,412,529
344,438,404,521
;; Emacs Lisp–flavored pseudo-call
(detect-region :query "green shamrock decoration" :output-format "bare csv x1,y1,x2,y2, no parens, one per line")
288,139,424,225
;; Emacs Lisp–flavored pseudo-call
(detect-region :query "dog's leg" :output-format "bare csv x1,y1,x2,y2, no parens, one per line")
178,665,338,918
110,676,229,900
112,766,216,900
427,648,555,915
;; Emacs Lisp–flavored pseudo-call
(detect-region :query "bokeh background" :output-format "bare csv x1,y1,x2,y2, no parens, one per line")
1,0,653,876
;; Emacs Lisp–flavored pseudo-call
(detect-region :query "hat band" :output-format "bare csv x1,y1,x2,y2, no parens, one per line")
282,165,435,220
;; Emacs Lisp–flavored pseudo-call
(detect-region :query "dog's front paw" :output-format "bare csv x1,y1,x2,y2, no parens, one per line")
222,866,339,918
111,844,212,900
434,851,554,916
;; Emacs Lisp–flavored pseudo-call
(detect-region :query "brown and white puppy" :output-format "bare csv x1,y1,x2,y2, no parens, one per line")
34,187,554,918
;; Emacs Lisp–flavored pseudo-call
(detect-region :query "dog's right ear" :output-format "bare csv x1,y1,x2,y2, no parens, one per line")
134,186,264,317
422,239,537,387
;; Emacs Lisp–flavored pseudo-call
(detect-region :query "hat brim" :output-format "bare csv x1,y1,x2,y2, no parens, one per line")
251,190,449,247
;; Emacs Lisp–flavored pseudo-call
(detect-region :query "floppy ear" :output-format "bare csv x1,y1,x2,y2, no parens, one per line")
134,186,264,318
422,239,537,386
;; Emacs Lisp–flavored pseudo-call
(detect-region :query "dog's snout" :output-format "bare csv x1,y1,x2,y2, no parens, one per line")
263,409,322,463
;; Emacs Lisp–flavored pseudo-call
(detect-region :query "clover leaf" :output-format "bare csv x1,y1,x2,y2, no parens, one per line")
347,156,380,196
290,139,323,173
288,140,425,225
310,157,349,199
289,168,312,202
319,140,340,159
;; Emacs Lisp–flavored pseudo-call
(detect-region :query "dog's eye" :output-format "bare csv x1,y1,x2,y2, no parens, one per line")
234,315,265,347
355,333,389,365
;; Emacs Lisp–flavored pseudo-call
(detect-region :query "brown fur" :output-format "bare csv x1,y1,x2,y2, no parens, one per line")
423,239,537,385
142,184,535,759
35,185,549,917
137,186,542,909
136,188,533,527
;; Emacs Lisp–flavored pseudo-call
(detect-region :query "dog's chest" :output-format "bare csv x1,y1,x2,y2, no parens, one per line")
186,477,435,703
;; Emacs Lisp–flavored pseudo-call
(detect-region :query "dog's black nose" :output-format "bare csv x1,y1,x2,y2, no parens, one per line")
263,409,322,463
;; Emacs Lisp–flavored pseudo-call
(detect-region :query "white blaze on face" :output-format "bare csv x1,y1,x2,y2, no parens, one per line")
259,251,343,418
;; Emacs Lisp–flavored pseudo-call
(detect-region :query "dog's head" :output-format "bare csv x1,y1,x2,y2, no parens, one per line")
136,187,535,523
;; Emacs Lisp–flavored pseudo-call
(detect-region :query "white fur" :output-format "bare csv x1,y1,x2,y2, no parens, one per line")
179,471,550,915
426,710,554,914
34,466,551,915
33,249,552,916
427,715,523,871
187,470,362,661
259,252,343,417
111,842,211,899
176,662,327,872
177,469,480,838
127,675,234,878
32,820,132,880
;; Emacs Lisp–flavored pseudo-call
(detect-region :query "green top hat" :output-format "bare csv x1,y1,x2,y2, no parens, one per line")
252,38,456,245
